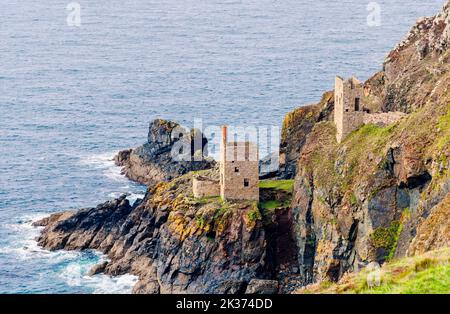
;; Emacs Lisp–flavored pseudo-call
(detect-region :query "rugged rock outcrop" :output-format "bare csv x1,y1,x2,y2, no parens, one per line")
289,2,450,285
408,193,450,256
278,70,391,180
278,91,334,179
35,170,271,294
245,279,279,294
382,2,450,113
115,119,214,186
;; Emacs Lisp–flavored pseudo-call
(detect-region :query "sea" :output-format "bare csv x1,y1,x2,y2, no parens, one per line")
0,0,445,293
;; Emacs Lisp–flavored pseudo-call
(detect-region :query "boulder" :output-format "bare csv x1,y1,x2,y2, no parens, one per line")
245,279,279,294
88,262,108,276
115,119,214,186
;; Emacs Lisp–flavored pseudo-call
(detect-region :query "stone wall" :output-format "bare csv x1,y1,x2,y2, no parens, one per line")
193,176,220,198
363,111,407,126
221,158,259,201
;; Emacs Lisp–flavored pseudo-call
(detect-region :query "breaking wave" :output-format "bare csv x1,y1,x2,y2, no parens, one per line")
0,214,138,294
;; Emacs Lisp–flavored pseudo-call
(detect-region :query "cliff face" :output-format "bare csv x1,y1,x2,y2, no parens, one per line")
289,2,450,284
279,92,334,179
296,248,450,294
115,119,214,186
383,1,450,113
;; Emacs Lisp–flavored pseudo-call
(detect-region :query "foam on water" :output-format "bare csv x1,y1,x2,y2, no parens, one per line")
59,263,138,294
78,152,129,182
77,152,150,190
0,214,138,294
79,152,147,204
1,215,78,261
108,191,146,205
78,152,116,168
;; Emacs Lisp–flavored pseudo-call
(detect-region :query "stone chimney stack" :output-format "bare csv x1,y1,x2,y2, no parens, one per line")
220,126,227,197
220,125,227,163
221,125,227,149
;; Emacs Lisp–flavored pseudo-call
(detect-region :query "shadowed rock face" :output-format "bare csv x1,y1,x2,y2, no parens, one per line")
115,119,214,186
34,169,305,294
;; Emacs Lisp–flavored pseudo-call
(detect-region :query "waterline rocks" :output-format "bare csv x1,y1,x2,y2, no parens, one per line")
34,171,270,294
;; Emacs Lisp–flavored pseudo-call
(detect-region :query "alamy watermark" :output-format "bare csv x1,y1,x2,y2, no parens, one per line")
169,119,280,171
367,2,381,27
366,262,382,288
66,2,81,27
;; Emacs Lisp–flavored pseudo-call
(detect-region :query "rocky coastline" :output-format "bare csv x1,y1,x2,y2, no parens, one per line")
34,2,450,294
34,170,294,293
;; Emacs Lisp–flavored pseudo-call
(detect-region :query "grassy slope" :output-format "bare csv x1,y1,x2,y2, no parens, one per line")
296,248,450,294
259,180,294,211
295,99,449,254
292,100,449,291
259,180,294,192
303,98,450,196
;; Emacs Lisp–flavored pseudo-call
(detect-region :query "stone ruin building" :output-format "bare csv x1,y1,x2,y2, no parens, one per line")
219,126,259,201
334,76,365,143
334,76,406,143
193,126,259,202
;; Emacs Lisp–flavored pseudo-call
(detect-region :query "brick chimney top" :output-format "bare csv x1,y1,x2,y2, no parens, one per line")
221,125,227,144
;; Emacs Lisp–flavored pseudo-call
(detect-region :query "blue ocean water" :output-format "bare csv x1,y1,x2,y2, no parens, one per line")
0,0,445,293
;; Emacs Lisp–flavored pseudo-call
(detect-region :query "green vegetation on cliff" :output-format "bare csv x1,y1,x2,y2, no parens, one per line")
291,53,450,283
259,180,294,192
297,248,450,294
260,200,283,210
149,169,262,240
259,180,293,217
436,105,450,151
370,221,403,261
298,95,449,210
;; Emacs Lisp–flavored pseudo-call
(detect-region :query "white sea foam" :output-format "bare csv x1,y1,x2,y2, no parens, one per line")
59,262,138,294
78,152,146,205
89,274,138,294
1,154,145,293
126,192,146,204
78,152,116,168
2,214,137,293
78,152,129,183
1,214,80,262
107,191,146,205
